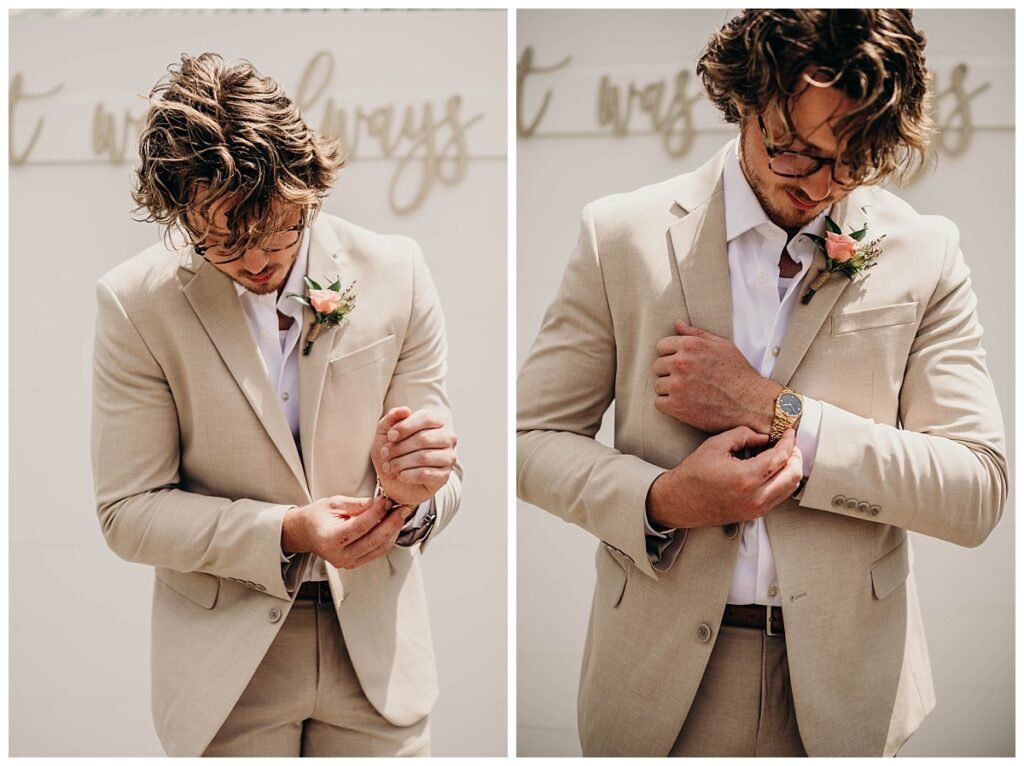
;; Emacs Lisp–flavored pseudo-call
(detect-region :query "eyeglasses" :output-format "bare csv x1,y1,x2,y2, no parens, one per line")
757,116,857,188
192,206,307,264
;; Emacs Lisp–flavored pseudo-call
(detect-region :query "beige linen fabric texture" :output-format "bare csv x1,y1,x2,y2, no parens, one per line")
92,212,462,756
516,142,1007,756
203,600,430,756
669,626,803,757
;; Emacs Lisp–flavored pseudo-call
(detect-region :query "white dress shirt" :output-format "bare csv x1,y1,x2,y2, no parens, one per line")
646,140,824,606
233,227,431,583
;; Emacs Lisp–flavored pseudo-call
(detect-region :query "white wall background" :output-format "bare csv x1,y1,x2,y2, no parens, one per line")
9,9,507,756
517,9,1014,757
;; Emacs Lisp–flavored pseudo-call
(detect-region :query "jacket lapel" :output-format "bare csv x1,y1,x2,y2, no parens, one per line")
770,188,873,386
297,217,351,493
668,143,734,341
179,252,308,492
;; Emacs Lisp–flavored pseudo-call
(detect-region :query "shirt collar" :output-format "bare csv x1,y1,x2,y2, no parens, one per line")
233,225,311,319
722,138,831,263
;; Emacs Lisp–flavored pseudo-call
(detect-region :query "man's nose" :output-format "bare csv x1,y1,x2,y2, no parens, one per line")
800,164,833,202
240,248,270,272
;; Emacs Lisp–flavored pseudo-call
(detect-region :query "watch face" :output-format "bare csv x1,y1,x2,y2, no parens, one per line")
779,392,802,416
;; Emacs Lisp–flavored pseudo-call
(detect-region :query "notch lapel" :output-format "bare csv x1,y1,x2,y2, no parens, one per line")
297,217,351,494
770,189,873,386
668,142,734,341
180,256,308,493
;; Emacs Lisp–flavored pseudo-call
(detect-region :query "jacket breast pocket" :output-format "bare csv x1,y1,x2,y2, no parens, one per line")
596,542,631,607
155,567,220,609
870,539,910,600
832,301,919,335
329,334,398,380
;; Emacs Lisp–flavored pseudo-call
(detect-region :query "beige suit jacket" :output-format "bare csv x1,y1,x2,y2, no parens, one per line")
517,143,1006,756
91,212,462,756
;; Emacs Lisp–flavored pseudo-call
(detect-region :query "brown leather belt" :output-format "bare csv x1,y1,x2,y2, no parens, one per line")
722,604,785,635
296,580,333,603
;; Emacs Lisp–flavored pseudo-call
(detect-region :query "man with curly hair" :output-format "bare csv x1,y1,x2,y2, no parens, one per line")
518,10,1005,757
91,53,461,756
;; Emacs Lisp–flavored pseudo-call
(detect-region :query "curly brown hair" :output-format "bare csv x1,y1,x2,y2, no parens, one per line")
697,10,933,185
132,52,344,251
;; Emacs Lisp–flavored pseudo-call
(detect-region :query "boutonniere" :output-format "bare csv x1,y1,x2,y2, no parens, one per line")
287,275,356,355
801,216,885,305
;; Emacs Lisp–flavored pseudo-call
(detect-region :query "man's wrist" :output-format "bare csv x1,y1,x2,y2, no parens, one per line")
755,380,785,434
281,505,309,555
646,471,679,530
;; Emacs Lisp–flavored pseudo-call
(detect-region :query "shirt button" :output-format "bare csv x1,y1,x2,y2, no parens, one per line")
261,330,269,338
768,585,779,598
771,346,781,357
281,392,290,401
757,272,768,283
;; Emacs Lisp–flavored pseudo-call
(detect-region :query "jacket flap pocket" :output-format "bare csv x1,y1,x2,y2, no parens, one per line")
155,567,220,609
870,540,910,599
832,301,919,335
329,334,398,379
597,542,630,607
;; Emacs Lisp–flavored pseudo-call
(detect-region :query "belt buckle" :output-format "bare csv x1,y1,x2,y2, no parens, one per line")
766,603,778,637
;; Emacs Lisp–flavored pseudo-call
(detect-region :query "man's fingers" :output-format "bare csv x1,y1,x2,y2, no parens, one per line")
382,447,456,476
381,426,457,460
713,425,769,454
339,497,390,538
336,515,403,569
385,409,446,443
376,406,412,436
396,466,449,487
755,448,804,511
747,429,796,479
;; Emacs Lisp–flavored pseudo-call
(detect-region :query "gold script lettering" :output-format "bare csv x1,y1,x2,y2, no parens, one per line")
9,72,63,165
596,69,702,157
296,51,482,214
92,103,145,163
516,46,571,137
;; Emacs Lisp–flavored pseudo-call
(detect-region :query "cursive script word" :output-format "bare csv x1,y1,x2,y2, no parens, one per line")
516,46,572,138
296,51,482,214
8,73,63,165
596,69,703,157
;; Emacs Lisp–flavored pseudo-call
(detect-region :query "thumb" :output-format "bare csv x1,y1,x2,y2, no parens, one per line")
377,406,412,434
676,319,707,338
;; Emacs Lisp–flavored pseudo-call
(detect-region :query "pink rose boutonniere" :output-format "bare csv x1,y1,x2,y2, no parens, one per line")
287,275,356,355
801,216,885,304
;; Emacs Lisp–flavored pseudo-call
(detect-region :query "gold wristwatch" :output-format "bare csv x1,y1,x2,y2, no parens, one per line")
769,387,803,444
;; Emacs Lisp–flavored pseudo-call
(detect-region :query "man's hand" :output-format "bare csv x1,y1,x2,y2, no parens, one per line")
646,426,803,529
282,495,416,570
372,406,458,506
653,320,783,434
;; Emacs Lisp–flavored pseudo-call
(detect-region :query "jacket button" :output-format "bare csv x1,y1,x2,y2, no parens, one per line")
857,502,870,514
723,523,739,539
869,506,881,516
697,623,712,643
832,495,846,507
268,607,282,623
845,498,858,510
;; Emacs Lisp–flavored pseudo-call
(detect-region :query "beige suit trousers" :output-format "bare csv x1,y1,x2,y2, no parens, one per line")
670,625,806,757
203,600,430,757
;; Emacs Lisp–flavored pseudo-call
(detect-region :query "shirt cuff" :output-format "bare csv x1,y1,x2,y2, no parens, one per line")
402,498,433,531
796,395,823,477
